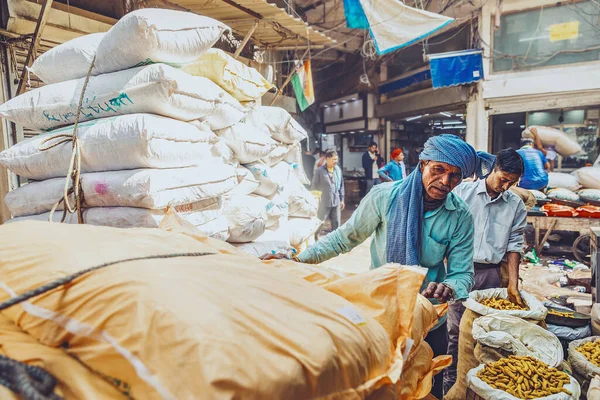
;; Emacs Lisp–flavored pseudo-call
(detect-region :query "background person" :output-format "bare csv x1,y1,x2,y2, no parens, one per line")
378,148,407,182
362,142,384,194
517,138,550,191
311,150,345,231
445,148,527,393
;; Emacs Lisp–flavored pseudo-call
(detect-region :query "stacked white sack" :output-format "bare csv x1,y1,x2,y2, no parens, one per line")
3,8,321,252
0,9,252,239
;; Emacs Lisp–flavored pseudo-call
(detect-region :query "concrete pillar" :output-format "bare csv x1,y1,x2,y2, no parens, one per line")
466,82,489,152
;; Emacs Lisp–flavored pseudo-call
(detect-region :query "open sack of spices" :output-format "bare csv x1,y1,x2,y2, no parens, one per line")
467,355,580,399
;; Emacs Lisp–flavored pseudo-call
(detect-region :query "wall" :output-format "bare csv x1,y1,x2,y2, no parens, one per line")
469,0,600,151
342,137,364,172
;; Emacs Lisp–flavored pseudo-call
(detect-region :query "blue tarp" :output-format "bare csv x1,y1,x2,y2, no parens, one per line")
429,50,484,89
343,0,369,29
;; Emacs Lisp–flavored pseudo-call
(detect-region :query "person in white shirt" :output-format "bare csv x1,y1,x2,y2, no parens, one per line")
444,148,527,394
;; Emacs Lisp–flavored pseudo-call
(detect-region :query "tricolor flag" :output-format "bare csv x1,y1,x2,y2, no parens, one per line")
291,59,315,112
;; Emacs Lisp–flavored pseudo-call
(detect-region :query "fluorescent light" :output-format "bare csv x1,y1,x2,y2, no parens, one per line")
441,125,466,129
332,103,338,106
358,130,365,132
440,112,452,117
444,121,464,125
455,113,464,117
424,114,430,116
341,101,347,104
406,115,422,121
434,122,441,126
351,98,358,101
349,131,356,134
323,105,329,108
506,121,514,125
520,125,526,128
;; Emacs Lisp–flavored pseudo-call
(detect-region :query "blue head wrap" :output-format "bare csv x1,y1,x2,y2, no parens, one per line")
385,134,495,265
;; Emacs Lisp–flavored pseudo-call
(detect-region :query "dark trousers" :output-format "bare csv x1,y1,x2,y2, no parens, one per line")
317,204,341,230
444,265,502,394
425,321,448,399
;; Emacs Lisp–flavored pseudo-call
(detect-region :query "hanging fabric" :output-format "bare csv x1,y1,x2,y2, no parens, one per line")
343,0,453,55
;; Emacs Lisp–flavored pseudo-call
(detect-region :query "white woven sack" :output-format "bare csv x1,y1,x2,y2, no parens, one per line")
225,167,260,197
547,188,580,202
289,217,322,247
284,144,311,185
0,114,216,180
472,314,563,367
579,189,600,202
96,9,229,76
288,183,318,218
29,33,105,84
522,126,582,157
548,172,580,191
262,143,293,167
529,190,547,200
0,64,244,131
575,167,600,190
9,204,229,240
245,106,308,144
568,337,600,383
232,222,291,257
466,364,580,400
246,161,293,197
262,192,289,228
181,49,273,101
216,123,277,164
464,288,548,320
223,195,268,243
5,165,239,217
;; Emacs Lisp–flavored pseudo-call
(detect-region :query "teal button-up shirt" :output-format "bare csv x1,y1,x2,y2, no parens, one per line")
298,181,475,326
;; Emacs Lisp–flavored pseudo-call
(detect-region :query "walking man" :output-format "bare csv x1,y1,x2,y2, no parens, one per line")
445,148,527,394
311,150,345,231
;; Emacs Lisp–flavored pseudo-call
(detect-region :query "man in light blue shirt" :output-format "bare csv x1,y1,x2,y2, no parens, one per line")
263,135,495,398
445,148,527,393
518,138,550,190
378,148,407,182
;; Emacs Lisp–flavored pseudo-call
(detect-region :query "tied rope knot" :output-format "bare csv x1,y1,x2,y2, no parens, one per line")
37,55,97,224
0,356,62,400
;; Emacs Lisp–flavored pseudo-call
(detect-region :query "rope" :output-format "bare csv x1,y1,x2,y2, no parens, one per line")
0,252,214,400
40,54,97,225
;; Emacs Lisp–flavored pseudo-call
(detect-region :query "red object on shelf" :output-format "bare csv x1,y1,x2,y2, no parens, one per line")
576,205,600,219
540,204,578,217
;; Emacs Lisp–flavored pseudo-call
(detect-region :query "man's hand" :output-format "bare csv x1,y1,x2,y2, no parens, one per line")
340,201,345,211
421,282,453,303
259,253,291,261
507,284,526,308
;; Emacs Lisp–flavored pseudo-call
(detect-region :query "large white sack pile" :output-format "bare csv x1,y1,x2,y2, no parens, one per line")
0,8,320,254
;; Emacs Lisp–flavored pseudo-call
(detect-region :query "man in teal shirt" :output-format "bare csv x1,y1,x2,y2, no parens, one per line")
263,135,495,398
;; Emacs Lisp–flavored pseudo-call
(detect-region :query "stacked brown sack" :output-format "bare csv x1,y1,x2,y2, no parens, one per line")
0,314,127,399
445,288,548,400
0,217,445,399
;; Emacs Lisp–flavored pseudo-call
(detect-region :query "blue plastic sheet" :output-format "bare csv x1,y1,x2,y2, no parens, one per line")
343,0,369,29
429,50,484,89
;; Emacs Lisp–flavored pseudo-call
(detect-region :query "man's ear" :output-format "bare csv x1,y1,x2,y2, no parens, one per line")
419,160,426,173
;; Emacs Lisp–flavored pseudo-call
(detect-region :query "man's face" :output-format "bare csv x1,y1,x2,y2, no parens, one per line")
486,168,521,196
369,145,378,153
326,155,339,168
420,161,462,200
395,152,405,162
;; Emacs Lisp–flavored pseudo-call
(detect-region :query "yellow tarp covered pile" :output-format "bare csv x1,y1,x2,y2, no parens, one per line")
0,216,446,399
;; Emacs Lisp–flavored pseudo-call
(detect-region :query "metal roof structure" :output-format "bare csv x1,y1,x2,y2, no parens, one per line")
169,0,335,48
